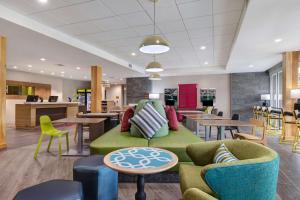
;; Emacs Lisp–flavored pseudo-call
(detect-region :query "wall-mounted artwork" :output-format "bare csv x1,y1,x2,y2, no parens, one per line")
164,88,178,107
200,88,216,106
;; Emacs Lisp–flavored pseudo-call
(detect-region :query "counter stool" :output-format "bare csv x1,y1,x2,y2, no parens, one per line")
13,180,83,200
73,155,118,200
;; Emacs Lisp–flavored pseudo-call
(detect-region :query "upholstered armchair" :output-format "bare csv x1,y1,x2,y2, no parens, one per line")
180,140,279,200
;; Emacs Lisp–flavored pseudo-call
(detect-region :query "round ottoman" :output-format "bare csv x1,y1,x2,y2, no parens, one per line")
73,155,118,200
13,180,83,200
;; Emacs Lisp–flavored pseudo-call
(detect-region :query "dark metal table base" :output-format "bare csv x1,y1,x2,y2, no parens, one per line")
135,175,146,200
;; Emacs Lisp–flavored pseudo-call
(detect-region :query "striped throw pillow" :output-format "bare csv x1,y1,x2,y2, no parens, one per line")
130,103,168,139
213,143,239,163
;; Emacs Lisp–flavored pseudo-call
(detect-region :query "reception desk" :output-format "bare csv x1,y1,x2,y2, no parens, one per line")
15,102,79,128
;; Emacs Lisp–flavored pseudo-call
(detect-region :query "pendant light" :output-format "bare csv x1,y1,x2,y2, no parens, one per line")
145,55,164,72
149,73,162,81
139,0,170,54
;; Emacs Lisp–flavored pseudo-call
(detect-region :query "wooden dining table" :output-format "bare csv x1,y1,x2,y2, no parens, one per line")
53,117,106,156
195,119,255,141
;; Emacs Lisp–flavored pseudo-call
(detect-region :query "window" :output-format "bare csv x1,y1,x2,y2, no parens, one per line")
270,71,282,108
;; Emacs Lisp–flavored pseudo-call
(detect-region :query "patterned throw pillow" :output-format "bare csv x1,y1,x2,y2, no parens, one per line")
213,143,239,163
130,103,168,139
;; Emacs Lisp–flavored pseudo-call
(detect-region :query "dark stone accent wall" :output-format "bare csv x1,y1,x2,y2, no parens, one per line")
231,72,270,120
126,77,152,104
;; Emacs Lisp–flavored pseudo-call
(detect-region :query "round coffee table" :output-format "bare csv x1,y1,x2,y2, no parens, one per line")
103,147,178,200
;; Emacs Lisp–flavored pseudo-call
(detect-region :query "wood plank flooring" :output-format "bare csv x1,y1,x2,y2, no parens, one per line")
0,126,299,200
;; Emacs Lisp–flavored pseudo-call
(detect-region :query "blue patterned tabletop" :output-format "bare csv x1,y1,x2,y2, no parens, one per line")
108,147,175,170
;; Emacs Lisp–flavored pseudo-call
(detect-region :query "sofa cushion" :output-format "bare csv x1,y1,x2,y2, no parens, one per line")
165,106,179,130
213,143,239,163
130,103,168,139
130,99,169,138
149,124,202,162
179,164,214,196
121,107,134,132
90,126,148,155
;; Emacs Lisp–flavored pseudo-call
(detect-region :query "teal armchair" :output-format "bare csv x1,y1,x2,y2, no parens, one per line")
180,140,279,200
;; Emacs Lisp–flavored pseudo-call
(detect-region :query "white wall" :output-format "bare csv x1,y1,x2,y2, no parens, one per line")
151,74,231,117
6,70,90,124
105,84,123,107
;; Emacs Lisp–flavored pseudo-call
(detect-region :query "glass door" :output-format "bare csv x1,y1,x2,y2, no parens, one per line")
270,71,282,108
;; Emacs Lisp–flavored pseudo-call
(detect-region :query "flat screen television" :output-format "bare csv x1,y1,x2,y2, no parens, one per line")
26,95,39,102
48,96,58,102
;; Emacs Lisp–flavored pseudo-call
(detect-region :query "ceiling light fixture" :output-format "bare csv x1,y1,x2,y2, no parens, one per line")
40,58,46,61
131,52,136,56
51,72,55,75
27,64,32,68
103,73,107,76
274,38,283,43
40,70,44,73
76,67,80,70
200,46,207,50
61,71,65,74
139,0,170,54
145,60,164,72
38,0,48,4
249,64,254,68
84,76,87,79
149,73,162,81
204,61,209,65
13,66,18,69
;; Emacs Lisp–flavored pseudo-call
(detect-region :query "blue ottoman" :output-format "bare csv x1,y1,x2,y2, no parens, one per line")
13,180,83,200
73,155,118,200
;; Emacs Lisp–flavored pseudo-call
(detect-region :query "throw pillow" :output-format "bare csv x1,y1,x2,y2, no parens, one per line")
130,99,169,138
213,143,239,163
130,103,168,139
165,106,179,130
121,107,135,132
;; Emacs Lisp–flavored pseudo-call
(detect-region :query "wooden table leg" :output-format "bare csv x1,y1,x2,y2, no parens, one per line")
135,175,146,200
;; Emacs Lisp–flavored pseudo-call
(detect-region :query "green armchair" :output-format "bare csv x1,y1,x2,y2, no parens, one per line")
180,140,279,200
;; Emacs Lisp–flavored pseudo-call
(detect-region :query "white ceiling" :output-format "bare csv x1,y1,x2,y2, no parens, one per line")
0,18,141,82
0,0,245,77
0,0,299,79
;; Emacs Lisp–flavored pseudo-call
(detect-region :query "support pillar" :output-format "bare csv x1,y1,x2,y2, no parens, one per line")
0,37,7,149
91,66,102,113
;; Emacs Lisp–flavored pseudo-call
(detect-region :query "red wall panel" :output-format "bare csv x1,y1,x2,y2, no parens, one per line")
178,84,197,109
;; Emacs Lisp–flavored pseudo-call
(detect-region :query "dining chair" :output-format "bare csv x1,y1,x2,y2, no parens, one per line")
34,115,69,159
234,118,267,146
225,114,240,138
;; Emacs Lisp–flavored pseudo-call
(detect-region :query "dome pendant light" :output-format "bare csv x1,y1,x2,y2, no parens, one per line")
149,73,162,81
145,55,164,72
139,0,170,54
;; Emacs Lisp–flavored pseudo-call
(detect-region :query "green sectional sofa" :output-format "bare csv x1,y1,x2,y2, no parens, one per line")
90,123,202,170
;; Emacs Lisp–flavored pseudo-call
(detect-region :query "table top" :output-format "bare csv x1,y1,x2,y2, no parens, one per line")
53,117,106,124
185,114,231,120
104,147,178,175
78,112,119,118
196,119,255,127
177,110,204,114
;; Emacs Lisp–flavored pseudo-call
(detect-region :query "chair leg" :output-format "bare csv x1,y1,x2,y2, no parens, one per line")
74,124,78,143
47,136,53,152
34,134,44,159
58,136,62,158
209,127,212,138
230,130,234,139
66,133,69,152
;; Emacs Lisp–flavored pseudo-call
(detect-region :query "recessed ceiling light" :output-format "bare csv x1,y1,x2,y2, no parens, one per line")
13,66,18,69
131,52,136,56
38,0,48,4
51,72,55,75
76,67,80,70
61,71,65,74
204,61,209,65
274,38,283,43
84,76,87,79
27,64,32,68
200,46,207,50
40,70,44,73
120,78,123,81
40,58,46,61
249,64,254,68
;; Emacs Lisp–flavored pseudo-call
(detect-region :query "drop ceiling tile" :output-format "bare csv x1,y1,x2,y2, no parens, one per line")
92,16,129,31
184,16,212,30
30,12,66,27
147,5,182,23
214,10,242,26
165,31,190,42
214,24,237,36
120,11,152,27
138,0,177,10
178,0,212,19
34,1,113,25
188,27,212,39
213,0,244,13
158,20,186,33
102,0,143,15
58,21,104,36
133,25,161,37
191,36,213,46
84,28,139,42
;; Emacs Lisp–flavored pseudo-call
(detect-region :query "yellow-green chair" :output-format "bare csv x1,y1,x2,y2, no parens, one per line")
34,115,69,159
